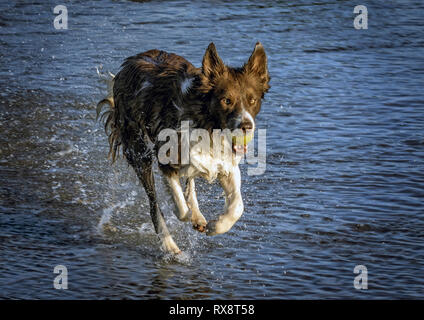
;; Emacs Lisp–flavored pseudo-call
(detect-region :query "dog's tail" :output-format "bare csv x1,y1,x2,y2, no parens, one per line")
96,67,121,163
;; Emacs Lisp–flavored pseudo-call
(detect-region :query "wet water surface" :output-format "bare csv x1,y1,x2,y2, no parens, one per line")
0,0,423,299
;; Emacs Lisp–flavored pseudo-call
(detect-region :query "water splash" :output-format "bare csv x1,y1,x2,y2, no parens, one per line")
97,200,133,234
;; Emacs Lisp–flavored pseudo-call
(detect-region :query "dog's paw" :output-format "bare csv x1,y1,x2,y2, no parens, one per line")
192,215,207,233
205,220,218,236
161,235,182,254
192,223,206,233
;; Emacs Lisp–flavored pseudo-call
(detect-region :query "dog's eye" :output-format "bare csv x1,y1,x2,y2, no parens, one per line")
249,98,256,105
222,98,232,105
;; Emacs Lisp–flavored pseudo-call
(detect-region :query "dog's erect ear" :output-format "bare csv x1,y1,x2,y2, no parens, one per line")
245,42,270,93
202,43,225,79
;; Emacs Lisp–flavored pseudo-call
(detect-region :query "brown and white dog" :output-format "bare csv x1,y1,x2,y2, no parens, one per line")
97,42,270,254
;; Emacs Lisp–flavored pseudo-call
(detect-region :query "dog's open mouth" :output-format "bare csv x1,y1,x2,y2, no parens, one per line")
232,131,254,154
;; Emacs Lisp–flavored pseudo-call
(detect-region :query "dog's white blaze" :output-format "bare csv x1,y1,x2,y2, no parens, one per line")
242,109,255,132
181,77,193,94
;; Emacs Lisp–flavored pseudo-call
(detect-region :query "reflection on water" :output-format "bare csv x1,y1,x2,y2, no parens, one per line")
1,0,424,299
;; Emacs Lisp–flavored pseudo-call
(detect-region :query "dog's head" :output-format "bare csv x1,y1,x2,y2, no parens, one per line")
200,42,270,152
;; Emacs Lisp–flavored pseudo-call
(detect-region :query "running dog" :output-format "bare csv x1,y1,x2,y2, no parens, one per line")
97,42,270,254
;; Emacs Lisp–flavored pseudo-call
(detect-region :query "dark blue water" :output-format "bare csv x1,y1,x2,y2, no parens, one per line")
0,0,423,299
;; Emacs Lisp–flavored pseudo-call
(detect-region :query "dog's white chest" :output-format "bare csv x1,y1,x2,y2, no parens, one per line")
179,141,241,182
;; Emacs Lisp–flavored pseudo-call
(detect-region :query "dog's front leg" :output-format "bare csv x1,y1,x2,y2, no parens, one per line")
206,166,244,236
165,173,191,222
185,178,207,232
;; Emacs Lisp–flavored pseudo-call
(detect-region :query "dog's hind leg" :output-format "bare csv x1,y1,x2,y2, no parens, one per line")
132,156,181,254
165,173,191,222
184,178,207,233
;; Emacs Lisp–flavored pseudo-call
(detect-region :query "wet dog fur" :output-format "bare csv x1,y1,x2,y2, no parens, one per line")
97,43,269,254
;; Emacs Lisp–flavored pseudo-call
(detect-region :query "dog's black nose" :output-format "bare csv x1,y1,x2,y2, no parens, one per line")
239,120,253,132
